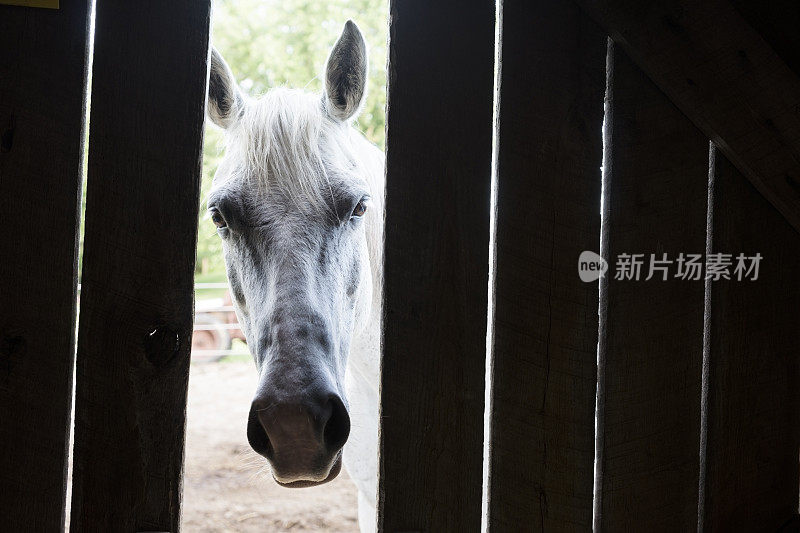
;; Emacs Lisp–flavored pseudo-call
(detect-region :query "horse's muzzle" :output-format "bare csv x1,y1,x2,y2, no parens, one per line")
247,391,350,486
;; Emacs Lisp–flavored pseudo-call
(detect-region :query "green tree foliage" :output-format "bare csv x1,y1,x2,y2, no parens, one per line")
196,0,388,275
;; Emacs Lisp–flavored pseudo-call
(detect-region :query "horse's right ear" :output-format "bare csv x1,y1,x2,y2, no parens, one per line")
207,47,244,129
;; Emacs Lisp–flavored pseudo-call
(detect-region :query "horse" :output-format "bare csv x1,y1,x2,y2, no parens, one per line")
204,21,383,532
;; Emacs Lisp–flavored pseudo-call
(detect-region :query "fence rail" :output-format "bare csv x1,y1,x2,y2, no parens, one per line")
191,283,245,361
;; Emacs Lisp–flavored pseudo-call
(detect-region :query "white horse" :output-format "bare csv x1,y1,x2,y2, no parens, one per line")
205,21,382,532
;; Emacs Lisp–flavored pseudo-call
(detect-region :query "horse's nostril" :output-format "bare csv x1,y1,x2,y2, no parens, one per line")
248,392,350,471
323,396,350,453
247,408,272,459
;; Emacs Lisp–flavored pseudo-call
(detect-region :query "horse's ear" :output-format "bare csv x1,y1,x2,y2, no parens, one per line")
324,20,368,122
207,47,244,129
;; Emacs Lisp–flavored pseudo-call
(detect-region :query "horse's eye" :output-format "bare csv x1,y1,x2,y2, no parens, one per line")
210,208,227,229
352,199,368,218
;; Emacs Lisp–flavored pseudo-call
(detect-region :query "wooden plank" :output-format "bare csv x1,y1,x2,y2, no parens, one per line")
378,0,495,530
69,2,210,531
597,46,708,530
0,2,90,530
702,148,800,531
574,0,800,236
486,1,605,530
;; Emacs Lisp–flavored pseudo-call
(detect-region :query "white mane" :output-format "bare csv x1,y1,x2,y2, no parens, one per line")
214,87,383,224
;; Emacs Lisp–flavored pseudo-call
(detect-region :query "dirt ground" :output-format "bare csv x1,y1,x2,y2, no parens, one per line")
182,360,359,532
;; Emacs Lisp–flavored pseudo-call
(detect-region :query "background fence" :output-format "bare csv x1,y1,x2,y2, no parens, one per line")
1,0,799,531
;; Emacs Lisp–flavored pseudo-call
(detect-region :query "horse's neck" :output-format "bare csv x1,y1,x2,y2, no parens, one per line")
348,130,385,391
349,128,385,321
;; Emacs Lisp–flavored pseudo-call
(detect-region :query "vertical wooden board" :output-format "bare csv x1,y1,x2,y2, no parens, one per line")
378,0,495,530
69,2,210,531
0,2,90,531
598,47,708,530
486,1,605,530
703,152,800,532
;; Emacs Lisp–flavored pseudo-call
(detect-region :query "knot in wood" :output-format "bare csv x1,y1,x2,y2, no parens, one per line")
143,325,182,367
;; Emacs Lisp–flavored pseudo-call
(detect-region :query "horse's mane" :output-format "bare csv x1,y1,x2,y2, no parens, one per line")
220,87,371,215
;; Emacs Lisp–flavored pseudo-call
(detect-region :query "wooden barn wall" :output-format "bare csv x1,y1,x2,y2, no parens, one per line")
378,0,495,530
69,1,210,531
702,148,800,532
596,44,709,530
0,2,91,530
578,2,800,529
574,0,800,236
486,0,604,530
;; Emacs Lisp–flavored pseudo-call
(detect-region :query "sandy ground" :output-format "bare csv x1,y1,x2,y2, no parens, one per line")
182,360,359,532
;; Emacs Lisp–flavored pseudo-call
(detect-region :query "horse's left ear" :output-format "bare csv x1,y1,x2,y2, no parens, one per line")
324,20,368,122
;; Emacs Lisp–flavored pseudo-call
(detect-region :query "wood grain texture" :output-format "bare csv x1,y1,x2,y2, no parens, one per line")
574,0,800,236
486,1,605,530
69,2,210,531
597,48,708,530
703,150,800,532
378,1,495,530
0,2,91,530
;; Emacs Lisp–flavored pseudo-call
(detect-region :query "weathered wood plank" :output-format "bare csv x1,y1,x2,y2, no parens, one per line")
574,0,800,235
69,2,210,531
378,0,495,530
702,149,800,532
486,1,605,530
597,46,708,530
0,2,91,530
